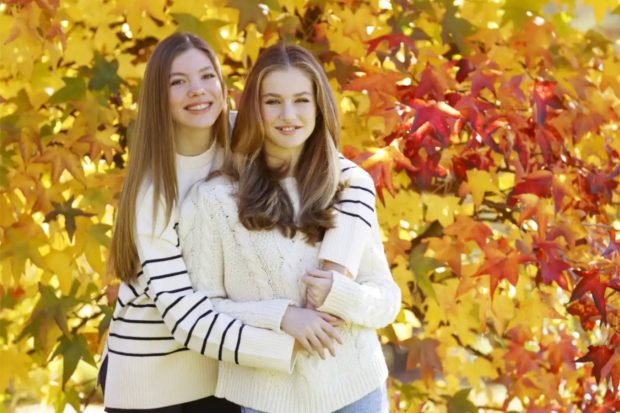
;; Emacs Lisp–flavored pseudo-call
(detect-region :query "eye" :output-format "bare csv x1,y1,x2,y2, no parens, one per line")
295,98,310,103
264,99,280,105
203,73,216,80
170,78,184,86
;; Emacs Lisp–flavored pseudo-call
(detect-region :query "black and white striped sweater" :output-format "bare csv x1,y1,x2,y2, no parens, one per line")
101,146,377,409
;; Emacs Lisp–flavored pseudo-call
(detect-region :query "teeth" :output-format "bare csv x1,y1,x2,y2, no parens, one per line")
186,103,211,111
278,126,298,132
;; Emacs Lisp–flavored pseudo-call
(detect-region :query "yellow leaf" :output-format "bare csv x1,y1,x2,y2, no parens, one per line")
64,29,95,67
466,170,500,207
423,194,462,227
378,189,423,230
0,347,31,392
44,250,75,294
241,24,263,67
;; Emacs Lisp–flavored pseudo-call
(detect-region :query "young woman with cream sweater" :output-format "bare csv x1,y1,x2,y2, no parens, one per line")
179,43,400,413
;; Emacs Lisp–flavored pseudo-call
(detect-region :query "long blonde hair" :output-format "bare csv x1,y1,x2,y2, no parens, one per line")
227,43,341,243
110,32,229,282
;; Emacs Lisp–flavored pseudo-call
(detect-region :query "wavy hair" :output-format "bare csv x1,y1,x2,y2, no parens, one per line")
226,43,341,243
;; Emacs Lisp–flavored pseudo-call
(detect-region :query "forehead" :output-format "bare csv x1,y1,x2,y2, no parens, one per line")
261,67,313,95
170,48,213,74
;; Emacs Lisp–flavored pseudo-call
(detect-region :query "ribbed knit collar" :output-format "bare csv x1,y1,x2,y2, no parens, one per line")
175,143,216,170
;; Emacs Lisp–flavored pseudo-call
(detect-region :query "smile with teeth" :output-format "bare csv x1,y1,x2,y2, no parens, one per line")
276,126,301,133
185,102,212,112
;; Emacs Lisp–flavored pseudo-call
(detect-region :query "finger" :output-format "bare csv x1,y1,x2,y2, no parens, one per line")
301,274,318,286
318,312,340,324
316,329,336,357
298,337,313,355
322,322,343,345
321,313,344,327
306,268,332,278
307,334,325,359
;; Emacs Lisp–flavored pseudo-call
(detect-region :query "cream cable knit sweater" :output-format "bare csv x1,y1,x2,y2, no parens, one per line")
179,176,401,413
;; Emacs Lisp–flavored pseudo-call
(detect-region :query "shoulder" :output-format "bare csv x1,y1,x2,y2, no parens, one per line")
337,154,376,196
183,174,236,212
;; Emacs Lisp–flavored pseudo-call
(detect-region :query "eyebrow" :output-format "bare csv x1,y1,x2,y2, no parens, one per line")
170,66,214,77
262,92,312,98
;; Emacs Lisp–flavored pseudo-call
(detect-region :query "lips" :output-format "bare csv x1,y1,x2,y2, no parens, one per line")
185,102,213,112
275,125,302,135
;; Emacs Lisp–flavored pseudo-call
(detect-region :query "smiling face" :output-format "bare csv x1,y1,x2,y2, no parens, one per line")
168,48,224,142
260,67,317,165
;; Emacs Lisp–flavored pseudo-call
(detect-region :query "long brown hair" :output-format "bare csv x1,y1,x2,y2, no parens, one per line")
110,32,229,282
227,43,341,243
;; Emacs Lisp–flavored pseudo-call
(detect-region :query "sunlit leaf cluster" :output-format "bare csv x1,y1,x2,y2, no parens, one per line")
2,0,620,411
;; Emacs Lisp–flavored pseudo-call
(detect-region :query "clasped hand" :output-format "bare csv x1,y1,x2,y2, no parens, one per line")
280,269,340,359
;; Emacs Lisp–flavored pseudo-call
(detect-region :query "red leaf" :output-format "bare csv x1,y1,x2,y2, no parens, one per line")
531,80,563,125
409,99,461,141
509,170,553,204
576,345,614,384
570,269,620,324
534,240,570,289
366,33,416,55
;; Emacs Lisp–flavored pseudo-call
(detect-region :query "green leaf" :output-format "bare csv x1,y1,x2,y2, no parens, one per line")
171,14,228,51
49,77,87,104
88,53,122,93
441,3,476,53
226,0,268,31
51,334,96,387
447,388,477,413
409,244,440,302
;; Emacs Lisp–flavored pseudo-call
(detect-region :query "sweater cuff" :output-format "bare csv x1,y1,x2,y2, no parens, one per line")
255,299,292,333
317,270,361,319
238,328,296,374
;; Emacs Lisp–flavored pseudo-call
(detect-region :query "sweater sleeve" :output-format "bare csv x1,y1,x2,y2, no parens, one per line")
318,156,376,277
132,182,295,373
317,168,401,328
179,187,291,333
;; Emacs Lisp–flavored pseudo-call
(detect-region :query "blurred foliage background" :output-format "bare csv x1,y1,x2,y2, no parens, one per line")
3,0,620,411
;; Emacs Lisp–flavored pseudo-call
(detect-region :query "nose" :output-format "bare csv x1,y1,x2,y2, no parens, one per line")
188,79,206,97
280,101,295,121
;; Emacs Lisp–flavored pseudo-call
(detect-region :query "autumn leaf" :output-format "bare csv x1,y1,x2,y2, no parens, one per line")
476,238,531,297
570,269,620,324
44,196,95,241
576,345,614,385
443,215,492,248
33,145,87,184
404,336,442,385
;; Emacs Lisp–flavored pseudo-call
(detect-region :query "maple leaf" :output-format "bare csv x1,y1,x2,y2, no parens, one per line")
408,99,461,142
570,269,620,324
44,196,95,241
426,236,465,277
567,297,601,330
576,345,614,384
360,143,417,203
33,145,86,184
476,238,532,297
531,80,563,125
534,240,570,289
366,33,416,55
509,170,553,205
443,215,492,248
404,336,442,385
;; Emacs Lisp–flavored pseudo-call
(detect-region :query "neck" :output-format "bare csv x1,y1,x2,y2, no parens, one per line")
174,126,214,156
263,148,302,177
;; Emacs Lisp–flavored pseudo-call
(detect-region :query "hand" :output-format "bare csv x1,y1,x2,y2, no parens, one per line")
302,268,334,308
280,306,343,359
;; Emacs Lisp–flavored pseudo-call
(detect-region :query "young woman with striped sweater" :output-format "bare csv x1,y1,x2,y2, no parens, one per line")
101,34,380,412
179,44,400,413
